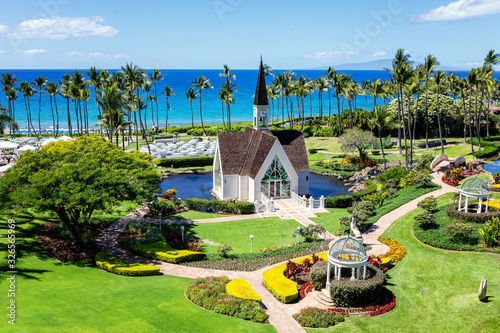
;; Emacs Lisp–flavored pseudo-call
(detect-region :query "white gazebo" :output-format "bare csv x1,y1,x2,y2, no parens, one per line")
325,236,368,291
458,176,490,213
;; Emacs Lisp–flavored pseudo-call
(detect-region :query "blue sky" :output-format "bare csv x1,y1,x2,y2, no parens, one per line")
0,0,499,69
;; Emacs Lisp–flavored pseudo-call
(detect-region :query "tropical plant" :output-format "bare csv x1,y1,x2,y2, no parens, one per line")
192,75,213,136
185,87,198,128
149,69,163,133
162,85,174,132
369,107,396,171
219,64,236,131
44,81,60,137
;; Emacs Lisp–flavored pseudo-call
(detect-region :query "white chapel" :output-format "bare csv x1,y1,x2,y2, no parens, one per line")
212,58,310,202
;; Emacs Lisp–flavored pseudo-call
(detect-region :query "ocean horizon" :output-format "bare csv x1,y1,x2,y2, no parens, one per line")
1,69,497,131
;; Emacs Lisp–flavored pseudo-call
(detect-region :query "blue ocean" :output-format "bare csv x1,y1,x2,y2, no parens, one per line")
0,69,496,130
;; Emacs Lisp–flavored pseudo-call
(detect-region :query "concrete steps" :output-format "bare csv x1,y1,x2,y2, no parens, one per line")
313,289,334,307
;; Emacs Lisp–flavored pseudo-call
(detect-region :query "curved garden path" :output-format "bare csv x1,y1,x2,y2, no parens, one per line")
95,160,457,333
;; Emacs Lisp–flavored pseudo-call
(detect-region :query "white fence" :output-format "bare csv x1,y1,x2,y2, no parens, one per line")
291,191,325,210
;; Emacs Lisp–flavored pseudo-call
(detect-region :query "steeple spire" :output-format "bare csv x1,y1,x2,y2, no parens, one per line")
254,57,269,106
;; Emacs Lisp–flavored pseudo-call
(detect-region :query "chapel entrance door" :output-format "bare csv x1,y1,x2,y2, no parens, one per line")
269,180,281,198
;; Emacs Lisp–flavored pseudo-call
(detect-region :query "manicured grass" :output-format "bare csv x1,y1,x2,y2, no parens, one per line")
307,193,500,332
309,208,349,235
0,210,275,333
458,173,492,186
147,210,234,220
189,217,302,254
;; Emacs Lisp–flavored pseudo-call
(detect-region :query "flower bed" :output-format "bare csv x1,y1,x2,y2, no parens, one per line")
441,164,484,187
378,237,406,263
186,276,268,323
226,278,261,302
293,307,345,328
129,239,206,263
95,251,161,276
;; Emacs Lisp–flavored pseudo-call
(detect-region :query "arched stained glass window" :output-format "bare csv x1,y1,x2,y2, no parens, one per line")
261,155,290,198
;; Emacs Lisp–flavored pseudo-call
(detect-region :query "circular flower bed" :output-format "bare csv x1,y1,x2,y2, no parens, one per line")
186,276,268,323
293,307,345,328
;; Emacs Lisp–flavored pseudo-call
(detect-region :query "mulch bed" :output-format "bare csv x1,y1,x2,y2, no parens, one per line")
37,222,99,262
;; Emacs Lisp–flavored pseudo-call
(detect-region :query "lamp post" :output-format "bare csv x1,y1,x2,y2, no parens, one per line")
250,234,254,253
158,212,162,230
297,226,301,244
181,225,185,243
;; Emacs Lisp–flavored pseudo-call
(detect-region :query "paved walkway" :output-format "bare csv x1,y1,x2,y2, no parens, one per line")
95,160,457,332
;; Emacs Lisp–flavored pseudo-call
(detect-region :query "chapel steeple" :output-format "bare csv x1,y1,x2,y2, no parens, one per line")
253,56,270,130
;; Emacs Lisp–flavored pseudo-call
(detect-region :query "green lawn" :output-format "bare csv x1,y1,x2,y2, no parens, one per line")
307,194,500,332
309,208,349,235
0,210,275,333
458,173,492,186
167,210,235,220
188,217,302,254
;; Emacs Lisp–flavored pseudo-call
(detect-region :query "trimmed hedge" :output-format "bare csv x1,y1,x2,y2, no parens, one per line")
310,261,335,290
445,203,500,223
352,184,378,201
226,278,262,302
185,198,255,214
475,146,499,158
158,156,214,168
262,253,328,304
129,239,206,263
95,251,161,276
329,264,384,307
325,195,353,208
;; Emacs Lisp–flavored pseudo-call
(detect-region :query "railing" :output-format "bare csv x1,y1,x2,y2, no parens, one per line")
261,192,269,205
291,191,325,210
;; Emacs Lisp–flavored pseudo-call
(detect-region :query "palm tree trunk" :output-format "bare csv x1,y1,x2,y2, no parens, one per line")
397,93,402,155
66,98,72,137
49,95,55,138
190,101,194,128
436,87,444,155
468,89,475,159
54,97,59,138
199,90,206,136
38,91,42,136
336,95,341,137
413,93,419,148
424,79,430,150
475,86,481,151
379,131,386,171
407,95,413,165
400,88,408,169
166,97,170,133
221,99,226,131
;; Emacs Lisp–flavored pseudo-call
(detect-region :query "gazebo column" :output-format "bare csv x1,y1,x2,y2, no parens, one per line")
337,266,341,280
357,267,360,280
363,265,367,279
326,262,331,291
465,197,469,213
478,197,483,214
458,193,462,211
351,268,355,280
486,196,489,213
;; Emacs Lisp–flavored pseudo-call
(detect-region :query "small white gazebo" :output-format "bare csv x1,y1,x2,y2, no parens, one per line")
326,236,368,291
458,177,490,213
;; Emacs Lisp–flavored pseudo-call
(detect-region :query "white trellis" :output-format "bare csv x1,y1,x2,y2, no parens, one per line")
458,177,490,214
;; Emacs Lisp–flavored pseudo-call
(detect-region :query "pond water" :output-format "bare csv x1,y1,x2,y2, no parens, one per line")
159,172,350,200
483,160,500,174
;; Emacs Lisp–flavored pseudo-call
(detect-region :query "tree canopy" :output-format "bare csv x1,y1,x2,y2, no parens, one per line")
339,128,375,162
0,137,161,246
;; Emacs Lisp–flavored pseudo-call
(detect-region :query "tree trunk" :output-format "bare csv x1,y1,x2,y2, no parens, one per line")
199,90,206,136
424,78,430,150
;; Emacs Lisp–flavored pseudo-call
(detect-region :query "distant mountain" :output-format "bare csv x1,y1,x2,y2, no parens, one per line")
312,59,478,71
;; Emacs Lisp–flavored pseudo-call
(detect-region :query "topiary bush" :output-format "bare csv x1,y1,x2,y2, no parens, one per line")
329,264,384,307
226,278,262,302
185,198,255,214
129,239,206,263
417,196,437,212
445,203,500,223
443,222,476,243
95,251,161,276
158,156,214,168
414,211,437,229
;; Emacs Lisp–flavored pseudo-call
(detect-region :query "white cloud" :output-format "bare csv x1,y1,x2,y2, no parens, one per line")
373,51,387,58
7,16,119,39
0,24,8,34
281,21,288,25
453,62,483,68
0,50,5,54
412,0,500,22
68,51,84,56
305,51,358,59
22,49,47,55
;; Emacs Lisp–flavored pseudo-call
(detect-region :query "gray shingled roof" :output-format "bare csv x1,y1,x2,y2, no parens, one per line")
217,127,309,178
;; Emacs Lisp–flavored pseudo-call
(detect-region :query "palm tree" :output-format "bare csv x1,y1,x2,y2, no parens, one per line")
44,82,60,137
16,81,36,137
1,73,19,137
342,79,359,129
192,75,213,136
162,86,174,133
33,75,47,136
142,79,152,130
433,70,447,155
369,107,396,171
467,69,478,158
266,84,279,126
313,76,329,136
5,89,18,137
330,71,344,136
325,67,335,118
149,69,164,134
0,104,18,136
185,87,198,128
59,73,73,137
422,55,439,149
86,67,103,136
483,50,499,137
263,64,274,77
219,65,236,131
97,81,127,145
80,88,90,136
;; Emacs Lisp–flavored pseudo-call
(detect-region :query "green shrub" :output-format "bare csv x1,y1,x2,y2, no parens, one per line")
95,251,161,276
377,166,409,183
445,204,500,223
414,211,437,229
479,217,500,247
118,221,164,248
147,198,184,216
325,195,353,208
352,184,377,201
413,154,434,171
417,196,437,212
310,261,334,290
129,239,206,263
185,198,254,214
329,265,384,307
158,156,214,168
217,243,233,258
443,222,476,242
475,146,500,158
293,307,345,328
308,148,317,154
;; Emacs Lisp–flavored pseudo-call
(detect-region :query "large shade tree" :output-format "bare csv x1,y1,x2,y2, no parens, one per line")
0,137,160,247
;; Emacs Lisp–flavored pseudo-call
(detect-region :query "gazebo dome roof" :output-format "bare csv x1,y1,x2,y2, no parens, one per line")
460,176,490,195
328,236,367,264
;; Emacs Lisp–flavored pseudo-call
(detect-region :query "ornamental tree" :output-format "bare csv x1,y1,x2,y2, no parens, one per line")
0,137,160,247
339,128,375,162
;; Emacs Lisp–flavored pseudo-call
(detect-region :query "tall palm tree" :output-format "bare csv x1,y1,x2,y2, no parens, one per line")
325,67,335,118
467,69,478,158
33,76,47,136
313,76,329,136
342,79,359,130
149,69,164,134
142,79,152,130
483,50,499,137
80,88,90,136
1,73,19,137
44,82,60,137
162,85,174,133
185,87,198,128
5,89,18,138
330,71,344,136
86,67,103,136
0,104,18,136
219,65,236,131
97,81,127,145
263,64,274,77
422,55,439,149
192,75,213,136
369,107,396,171
266,84,279,126
433,70,447,155
16,81,36,137
59,73,73,137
